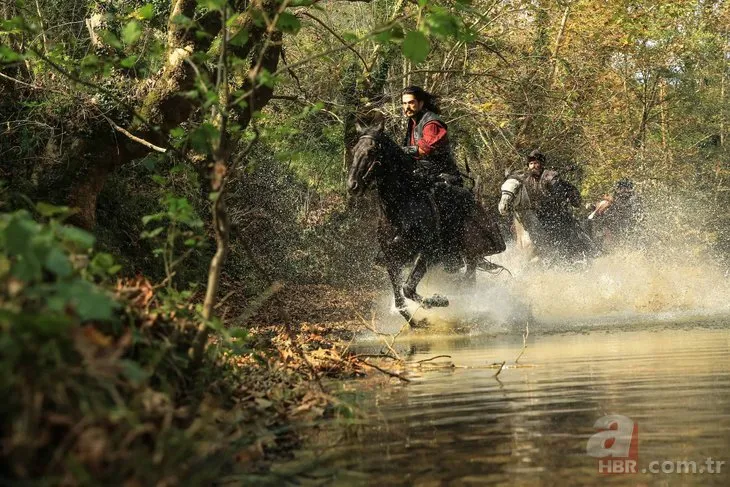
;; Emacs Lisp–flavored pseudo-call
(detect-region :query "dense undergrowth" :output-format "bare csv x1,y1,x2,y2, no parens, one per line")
0,202,376,486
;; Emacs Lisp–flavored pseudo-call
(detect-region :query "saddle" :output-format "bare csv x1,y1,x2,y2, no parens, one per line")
433,173,506,259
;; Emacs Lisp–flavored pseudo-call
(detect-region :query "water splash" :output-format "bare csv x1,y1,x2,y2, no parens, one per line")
489,248,730,326
372,190,730,333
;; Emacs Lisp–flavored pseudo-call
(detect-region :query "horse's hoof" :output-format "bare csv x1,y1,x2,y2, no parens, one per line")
422,294,449,309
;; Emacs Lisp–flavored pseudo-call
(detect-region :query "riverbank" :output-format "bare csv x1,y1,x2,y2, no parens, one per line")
2,260,389,485
218,282,389,480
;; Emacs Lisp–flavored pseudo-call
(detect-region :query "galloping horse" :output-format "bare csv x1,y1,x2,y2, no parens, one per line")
348,121,504,325
499,170,595,264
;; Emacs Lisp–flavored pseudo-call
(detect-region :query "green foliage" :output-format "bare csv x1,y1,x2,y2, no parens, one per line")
0,204,274,485
425,8,462,39
141,193,206,288
402,30,431,64
121,20,143,46
0,207,120,324
0,44,23,63
276,12,302,34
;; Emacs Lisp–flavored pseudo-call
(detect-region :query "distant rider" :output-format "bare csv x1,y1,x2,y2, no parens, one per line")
522,149,589,259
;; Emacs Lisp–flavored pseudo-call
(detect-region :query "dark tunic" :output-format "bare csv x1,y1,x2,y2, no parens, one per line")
523,169,589,260
523,169,581,214
402,110,467,260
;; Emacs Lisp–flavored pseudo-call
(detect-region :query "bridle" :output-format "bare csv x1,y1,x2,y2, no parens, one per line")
356,134,382,185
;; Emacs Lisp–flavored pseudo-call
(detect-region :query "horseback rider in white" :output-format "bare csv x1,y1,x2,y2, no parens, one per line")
499,150,591,263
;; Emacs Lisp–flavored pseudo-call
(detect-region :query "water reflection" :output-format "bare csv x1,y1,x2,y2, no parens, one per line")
298,326,730,486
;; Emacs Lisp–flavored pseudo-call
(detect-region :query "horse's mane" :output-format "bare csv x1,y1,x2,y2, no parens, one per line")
368,129,415,174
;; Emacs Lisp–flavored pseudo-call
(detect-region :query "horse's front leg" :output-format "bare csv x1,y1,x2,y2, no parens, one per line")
386,264,406,311
402,253,449,309
462,257,477,286
386,263,422,326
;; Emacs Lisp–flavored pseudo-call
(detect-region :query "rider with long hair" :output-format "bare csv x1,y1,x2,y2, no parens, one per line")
400,85,465,270
400,86,458,179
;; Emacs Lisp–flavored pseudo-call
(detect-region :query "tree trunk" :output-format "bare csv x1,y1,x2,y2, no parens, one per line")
66,1,280,228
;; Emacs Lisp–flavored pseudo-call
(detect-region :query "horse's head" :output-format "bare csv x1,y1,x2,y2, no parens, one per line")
499,170,525,216
347,119,385,196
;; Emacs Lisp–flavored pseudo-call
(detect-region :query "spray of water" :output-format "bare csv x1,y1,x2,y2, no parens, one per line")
373,187,730,334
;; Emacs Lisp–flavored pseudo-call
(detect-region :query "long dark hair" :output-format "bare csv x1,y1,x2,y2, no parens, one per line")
401,86,441,114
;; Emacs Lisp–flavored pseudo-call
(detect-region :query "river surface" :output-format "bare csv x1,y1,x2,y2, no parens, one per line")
299,322,730,486
274,248,730,486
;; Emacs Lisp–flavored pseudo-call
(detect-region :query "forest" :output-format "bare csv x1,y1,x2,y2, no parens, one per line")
3,0,730,484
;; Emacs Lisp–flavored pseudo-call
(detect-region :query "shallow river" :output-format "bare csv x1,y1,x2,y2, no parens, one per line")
275,248,730,486
304,322,730,486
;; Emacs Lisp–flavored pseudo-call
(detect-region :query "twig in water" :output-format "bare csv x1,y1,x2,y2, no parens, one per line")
514,319,529,364
356,311,404,362
353,353,400,361
416,355,452,364
493,361,506,378
361,360,411,383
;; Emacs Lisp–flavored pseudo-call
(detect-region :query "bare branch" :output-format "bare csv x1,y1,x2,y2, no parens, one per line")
29,48,153,130
514,319,529,364
99,112,167,153
416,355,452,364
360,360,411,382
0,71,42,90
300,11,370,71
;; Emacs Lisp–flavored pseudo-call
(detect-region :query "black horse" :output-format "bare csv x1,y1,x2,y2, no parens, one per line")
347,121,503,325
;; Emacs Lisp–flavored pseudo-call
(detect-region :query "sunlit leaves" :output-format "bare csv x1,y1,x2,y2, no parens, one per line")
80,54,103,74
425,9,461,39
169,126,186,139
132,4,156,21
62,280,117,321
59,226,96,251
171,13,195,29
89,253,122,277
36,202,75,220
256,68,278,88
341,31,358,43
44,247,72,278
0,46,23,64
0,210,120,323
4,215,37,256
120,55,139,68
373,23,404,44
402,31,430,64
0,16,33,34
229,28,249,47
190,123,219,154
122,20,143,46
99,30,123,50
276,12,302,34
